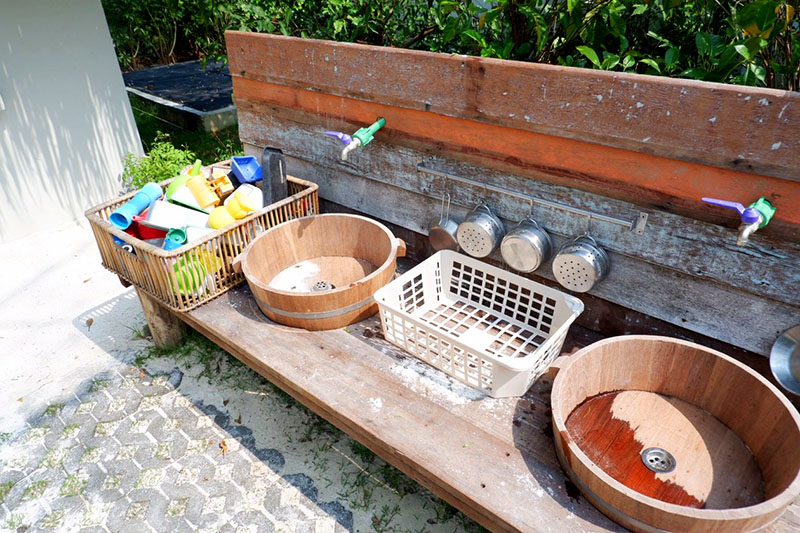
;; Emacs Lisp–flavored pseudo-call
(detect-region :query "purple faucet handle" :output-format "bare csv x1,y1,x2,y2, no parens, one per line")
324,131,352,146
701,197,760,224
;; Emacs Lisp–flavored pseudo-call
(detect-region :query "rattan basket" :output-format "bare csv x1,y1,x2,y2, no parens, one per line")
85,161,318,311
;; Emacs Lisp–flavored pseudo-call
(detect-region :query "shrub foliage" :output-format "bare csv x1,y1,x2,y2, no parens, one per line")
103,0,799,90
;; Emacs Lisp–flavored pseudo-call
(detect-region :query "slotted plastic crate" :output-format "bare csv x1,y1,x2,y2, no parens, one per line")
374,251,584,398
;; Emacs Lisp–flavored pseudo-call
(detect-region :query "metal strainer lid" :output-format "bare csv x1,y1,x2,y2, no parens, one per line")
457,222,494,257
553,251,598,292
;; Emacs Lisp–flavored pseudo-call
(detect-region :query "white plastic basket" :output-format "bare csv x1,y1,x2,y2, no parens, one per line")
374,251,584,398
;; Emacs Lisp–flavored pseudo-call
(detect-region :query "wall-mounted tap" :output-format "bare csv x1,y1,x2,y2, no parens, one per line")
324,118,386,161
701,197,776,246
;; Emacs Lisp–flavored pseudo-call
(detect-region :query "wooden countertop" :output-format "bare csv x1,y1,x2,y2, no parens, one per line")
179,285,799,532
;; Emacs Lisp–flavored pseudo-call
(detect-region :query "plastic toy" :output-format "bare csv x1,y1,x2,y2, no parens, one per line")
163,227,188,251
171,257,208,295
224,184,263,211
128,210,168,240
208,168,235,199
181,159,209,179
109,182,162,230
165,174,189,200
168,184,214,213
231,156,263,184
208,189,256,229
140,200,209,231
208,206,236,230
226,189,256,219
185,225,216,243
186,174,220,209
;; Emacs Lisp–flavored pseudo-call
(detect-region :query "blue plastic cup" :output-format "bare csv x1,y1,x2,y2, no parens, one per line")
110,182,163,230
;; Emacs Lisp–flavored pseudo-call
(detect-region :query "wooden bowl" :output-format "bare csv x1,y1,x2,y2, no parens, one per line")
240,214,405,330
551,335,800,532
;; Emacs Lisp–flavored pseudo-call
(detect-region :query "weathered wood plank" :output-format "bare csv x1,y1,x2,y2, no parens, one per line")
181,287,624,533
244,143,799,356
232,78,800,235
226,31,799,182
177,286,800,532
135,287,185,349
238,108,800,311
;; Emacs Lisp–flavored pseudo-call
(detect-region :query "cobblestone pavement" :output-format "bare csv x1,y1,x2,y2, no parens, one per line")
0,333,483,533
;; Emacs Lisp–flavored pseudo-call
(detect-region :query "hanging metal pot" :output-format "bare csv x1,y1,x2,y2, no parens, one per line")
428,193,459,251
457,203,505,258
500,218,553,273
552,234,610,293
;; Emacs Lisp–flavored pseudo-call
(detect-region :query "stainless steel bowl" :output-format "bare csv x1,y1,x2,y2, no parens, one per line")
457,203,504,258
552,235,609,293
770,325,800,396
500,218,553,273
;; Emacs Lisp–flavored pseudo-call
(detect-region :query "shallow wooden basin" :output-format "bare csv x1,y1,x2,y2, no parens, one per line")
240,214,405,330
551,335,800,532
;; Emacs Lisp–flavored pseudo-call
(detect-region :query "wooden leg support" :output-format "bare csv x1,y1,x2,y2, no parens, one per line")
135,288,186,349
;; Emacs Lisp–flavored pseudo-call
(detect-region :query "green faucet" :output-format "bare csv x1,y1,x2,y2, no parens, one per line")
325,118,386,161
353,117,386,147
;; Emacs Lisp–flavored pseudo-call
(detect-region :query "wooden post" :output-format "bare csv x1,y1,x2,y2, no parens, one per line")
135,288,186,349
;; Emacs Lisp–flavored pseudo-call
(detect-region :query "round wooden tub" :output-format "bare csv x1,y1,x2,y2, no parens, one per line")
551,335,800,532
240,214,405,330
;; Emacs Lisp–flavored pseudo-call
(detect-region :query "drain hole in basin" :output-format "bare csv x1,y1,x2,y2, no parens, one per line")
642,447,676,474
311,281,335,292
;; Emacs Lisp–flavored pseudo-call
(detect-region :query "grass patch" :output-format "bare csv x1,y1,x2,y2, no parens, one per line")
0,481,14,504
89,379,110,392
40,509,65,529
44,404,64,416
3,514,25,529
132,108,242,165
61,474,87,497
350,441,376,464
23,480,48,500
61,424,80,439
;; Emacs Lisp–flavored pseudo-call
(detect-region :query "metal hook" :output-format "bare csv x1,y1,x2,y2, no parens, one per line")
439,192,451,222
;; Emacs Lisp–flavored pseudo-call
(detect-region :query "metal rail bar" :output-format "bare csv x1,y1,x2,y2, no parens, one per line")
417,163,648,235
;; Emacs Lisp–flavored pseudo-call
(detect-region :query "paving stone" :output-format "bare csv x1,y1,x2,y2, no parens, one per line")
231,511,275,533
0,350,480,533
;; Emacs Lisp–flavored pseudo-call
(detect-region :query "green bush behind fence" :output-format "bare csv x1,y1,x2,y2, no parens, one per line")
103,0,799,91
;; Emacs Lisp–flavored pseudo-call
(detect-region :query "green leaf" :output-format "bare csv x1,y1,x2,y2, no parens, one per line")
734,43,750,60
751,64,767,84
755,1,778,32
621,54,636,69
568,0,580,15
665,48,679,67
639,58,661,73
601,53,620,70
680,68,709,80
443,20,457,43
632,4,648,16
576,45,601,67
461,29,483,45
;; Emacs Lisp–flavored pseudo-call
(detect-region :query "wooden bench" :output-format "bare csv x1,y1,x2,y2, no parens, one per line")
135,281,799,532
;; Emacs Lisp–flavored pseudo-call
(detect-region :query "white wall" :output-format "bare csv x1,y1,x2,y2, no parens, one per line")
0,0,142,242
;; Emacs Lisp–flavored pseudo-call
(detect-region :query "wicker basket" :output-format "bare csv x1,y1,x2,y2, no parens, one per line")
85,161,318,311
374,251,583,398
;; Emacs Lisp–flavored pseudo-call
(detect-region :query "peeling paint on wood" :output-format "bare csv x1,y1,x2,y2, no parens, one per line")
226,31,800,182
238,112,800,309
232,79,800,236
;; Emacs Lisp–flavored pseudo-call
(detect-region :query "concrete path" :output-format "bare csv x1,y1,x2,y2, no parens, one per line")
0,223,482,532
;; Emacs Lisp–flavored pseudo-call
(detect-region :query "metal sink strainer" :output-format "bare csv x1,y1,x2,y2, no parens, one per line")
457,203,505,258
552,234,609,293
